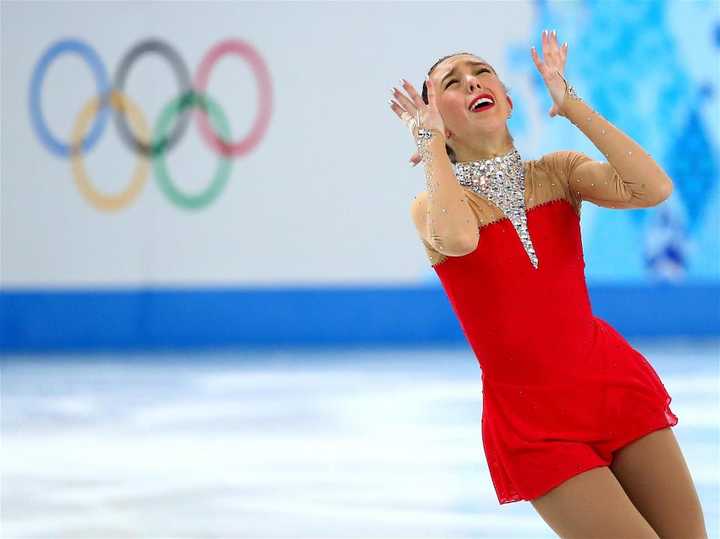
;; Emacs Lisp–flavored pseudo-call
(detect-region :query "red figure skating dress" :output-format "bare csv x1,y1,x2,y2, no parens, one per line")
416,83,678,505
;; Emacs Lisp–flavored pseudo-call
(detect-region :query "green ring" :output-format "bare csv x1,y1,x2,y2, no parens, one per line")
153,91,232,209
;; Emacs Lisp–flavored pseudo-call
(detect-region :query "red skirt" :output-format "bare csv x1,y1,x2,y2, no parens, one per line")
480,317,678,504
432,200,679,505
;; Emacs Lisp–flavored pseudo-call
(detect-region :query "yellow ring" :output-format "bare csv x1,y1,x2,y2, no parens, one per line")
70,90,150,212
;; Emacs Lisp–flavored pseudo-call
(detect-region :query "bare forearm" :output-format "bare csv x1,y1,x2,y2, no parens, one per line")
417,130,478,253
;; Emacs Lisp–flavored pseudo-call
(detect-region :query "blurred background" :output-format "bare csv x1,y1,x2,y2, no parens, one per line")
1,0,718,537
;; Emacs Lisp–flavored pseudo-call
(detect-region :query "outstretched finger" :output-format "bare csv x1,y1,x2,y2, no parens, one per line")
389,99,409,121
392,86,417,115
552,30,563,56
530,45,543,72
400,78,425,110
409,152,421,166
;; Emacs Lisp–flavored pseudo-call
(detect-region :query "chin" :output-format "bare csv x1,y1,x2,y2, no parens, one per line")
467,117,505,132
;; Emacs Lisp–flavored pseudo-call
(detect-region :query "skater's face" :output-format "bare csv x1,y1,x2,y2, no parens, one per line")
428,54,512,140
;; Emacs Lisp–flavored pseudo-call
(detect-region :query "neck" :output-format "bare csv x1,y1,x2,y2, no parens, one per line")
452,129,514,162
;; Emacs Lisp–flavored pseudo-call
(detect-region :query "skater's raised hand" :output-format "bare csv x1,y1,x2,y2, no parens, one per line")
389,77,445,166
530,29,570,118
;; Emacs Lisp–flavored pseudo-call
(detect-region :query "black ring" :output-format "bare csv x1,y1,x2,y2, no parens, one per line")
112,38,192,157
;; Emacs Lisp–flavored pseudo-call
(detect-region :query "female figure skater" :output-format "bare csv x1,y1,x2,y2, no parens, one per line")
388,30,708,538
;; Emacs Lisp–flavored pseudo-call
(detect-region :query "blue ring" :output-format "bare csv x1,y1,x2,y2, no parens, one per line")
29,39,111,157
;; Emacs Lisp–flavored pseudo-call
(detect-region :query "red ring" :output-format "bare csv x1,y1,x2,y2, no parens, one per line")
194,39,272,157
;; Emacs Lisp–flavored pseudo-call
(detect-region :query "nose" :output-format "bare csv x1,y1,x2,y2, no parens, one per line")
466,74,482,92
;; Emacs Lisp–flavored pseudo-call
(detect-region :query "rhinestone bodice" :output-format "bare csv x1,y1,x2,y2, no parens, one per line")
453,148,539,269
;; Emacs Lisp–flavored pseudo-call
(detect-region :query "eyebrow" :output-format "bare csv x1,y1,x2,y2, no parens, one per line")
440,61,492,87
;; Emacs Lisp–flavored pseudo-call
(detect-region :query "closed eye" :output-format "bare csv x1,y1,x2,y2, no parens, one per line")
445,68,491,88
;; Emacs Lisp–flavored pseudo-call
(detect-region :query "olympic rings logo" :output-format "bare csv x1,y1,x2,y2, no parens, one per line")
29,37,272,212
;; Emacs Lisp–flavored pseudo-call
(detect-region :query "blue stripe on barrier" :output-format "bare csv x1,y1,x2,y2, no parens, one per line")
1,284,718,353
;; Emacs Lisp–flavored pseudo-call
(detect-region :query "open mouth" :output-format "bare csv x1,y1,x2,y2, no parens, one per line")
469,94,495,113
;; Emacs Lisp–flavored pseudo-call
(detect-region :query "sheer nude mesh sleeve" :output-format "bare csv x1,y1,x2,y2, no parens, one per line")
552,77,674,209
538,151,593,211
414,130,479,256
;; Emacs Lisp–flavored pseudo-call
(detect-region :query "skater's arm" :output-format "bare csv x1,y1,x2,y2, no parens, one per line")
530,30,673,210
555,77,673,210
410,129,479,256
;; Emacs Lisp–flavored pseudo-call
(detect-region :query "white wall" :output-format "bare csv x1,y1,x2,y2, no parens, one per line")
1,1,538,288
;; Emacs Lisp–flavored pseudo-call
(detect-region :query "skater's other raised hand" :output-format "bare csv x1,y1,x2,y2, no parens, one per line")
389,76,446,166
530,29,570,118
